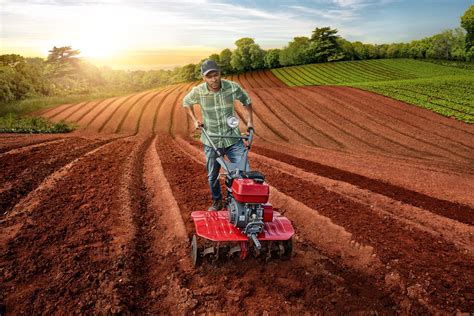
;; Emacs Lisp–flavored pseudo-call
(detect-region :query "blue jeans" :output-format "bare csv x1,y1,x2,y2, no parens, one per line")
204,140,250,201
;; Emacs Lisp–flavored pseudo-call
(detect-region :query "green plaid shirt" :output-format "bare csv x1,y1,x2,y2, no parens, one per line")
183,79,252,148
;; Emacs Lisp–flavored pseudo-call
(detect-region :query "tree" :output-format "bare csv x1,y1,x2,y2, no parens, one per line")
306,27,342,62
426,29,464,60
219,48,233,74
208,53,220,63
249,44,265,69
264,49,281,68
279,37,310,66
231,38,262,72
461,5,474,53
0,54,25,67
178,64,197,82
338,39,355,60
377,44,389,58
0,54,51,101
352,41,368,60
46,46,81,78
193,59,205,79
364,43,379,59
409,39,429,58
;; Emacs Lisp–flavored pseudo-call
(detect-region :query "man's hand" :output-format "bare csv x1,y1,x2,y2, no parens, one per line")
194,120,204,130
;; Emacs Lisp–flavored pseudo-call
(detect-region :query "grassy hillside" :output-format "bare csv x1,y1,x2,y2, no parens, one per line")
271,59,474,123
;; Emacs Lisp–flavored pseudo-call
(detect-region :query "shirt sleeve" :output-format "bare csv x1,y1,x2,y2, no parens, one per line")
182,87,199,108
234,83,252,106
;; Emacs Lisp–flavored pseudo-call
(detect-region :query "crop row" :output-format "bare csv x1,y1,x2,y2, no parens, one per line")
354,76,474,123
270,59,471,86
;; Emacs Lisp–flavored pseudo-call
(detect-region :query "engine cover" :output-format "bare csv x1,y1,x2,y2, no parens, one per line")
231,178,269,203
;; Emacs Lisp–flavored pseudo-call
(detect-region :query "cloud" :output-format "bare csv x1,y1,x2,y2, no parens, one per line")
288,5,358,21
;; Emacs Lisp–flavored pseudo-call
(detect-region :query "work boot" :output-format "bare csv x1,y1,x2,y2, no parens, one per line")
208,199,223,211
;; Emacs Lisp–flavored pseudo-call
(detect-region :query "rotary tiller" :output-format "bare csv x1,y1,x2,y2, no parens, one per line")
190,117,295,266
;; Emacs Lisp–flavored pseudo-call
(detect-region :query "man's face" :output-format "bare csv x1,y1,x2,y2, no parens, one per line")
203,71,221,91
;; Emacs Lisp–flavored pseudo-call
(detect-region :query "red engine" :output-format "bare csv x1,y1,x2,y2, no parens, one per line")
231,178,269,203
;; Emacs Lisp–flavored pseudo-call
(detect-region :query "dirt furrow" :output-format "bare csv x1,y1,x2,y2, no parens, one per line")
250,150,474,253
115,91,157,134
0,136,117,217
64,100,103,123
255,88,345,149
137,85,179,134
0,135,65,154
117,136,194,313
233,101,288,143
252,156,473,311
275,87,382,152
253,70,276,88
296,87,445,160
252,145,474,225
170,84,198,136
327,86,474,151
311,87,473,162
249,91,313,145
251,71,268,88
233,74,249,90
53,101,89,122
154,83,193,134
42,103,76,119
243,72,256,89
262,70,287,87
151,85,183,133
78,97,120,127
252,90,325,147
254,139,474,207
279,87,397,154
99,91,153,134
0,137,143,314
340,86,474,136
171,95,192,136
84,95,137,132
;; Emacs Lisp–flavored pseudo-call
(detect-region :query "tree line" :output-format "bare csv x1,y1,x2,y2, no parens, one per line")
1,5,472,104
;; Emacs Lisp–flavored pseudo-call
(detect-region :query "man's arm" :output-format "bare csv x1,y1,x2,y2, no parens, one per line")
185,105,202,130
233,83,254,130
183,87,202,129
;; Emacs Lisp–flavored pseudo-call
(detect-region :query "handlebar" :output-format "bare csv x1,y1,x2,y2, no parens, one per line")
200,125,254,153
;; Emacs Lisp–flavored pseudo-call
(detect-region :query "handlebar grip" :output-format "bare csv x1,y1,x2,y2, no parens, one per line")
247,127,254,148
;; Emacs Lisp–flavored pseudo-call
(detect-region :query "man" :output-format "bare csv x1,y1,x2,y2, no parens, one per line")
182,59,254,211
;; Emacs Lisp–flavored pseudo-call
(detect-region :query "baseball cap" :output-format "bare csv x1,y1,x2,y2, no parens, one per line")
201,60,220,75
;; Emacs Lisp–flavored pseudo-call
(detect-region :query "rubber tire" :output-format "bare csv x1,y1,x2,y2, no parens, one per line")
282,238,293,260
191,234,200,267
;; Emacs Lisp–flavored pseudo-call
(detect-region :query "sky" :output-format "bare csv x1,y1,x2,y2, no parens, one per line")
0,0,471,69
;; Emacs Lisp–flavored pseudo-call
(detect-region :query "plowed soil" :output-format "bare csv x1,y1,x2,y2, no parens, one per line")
1,70,473,314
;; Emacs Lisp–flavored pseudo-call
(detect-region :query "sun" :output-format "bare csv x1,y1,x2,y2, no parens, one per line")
72,6,131,59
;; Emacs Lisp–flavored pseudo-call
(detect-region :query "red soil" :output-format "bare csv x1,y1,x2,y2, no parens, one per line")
1,72,473,313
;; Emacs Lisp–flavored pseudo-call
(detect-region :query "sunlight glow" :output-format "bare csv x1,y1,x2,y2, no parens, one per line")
71,6,132,58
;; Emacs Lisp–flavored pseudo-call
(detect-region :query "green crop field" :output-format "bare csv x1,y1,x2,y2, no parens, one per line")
271,59,474,123
354,75,474,123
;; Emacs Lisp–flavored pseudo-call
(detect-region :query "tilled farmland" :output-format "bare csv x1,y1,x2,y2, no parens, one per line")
1,70,473,314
